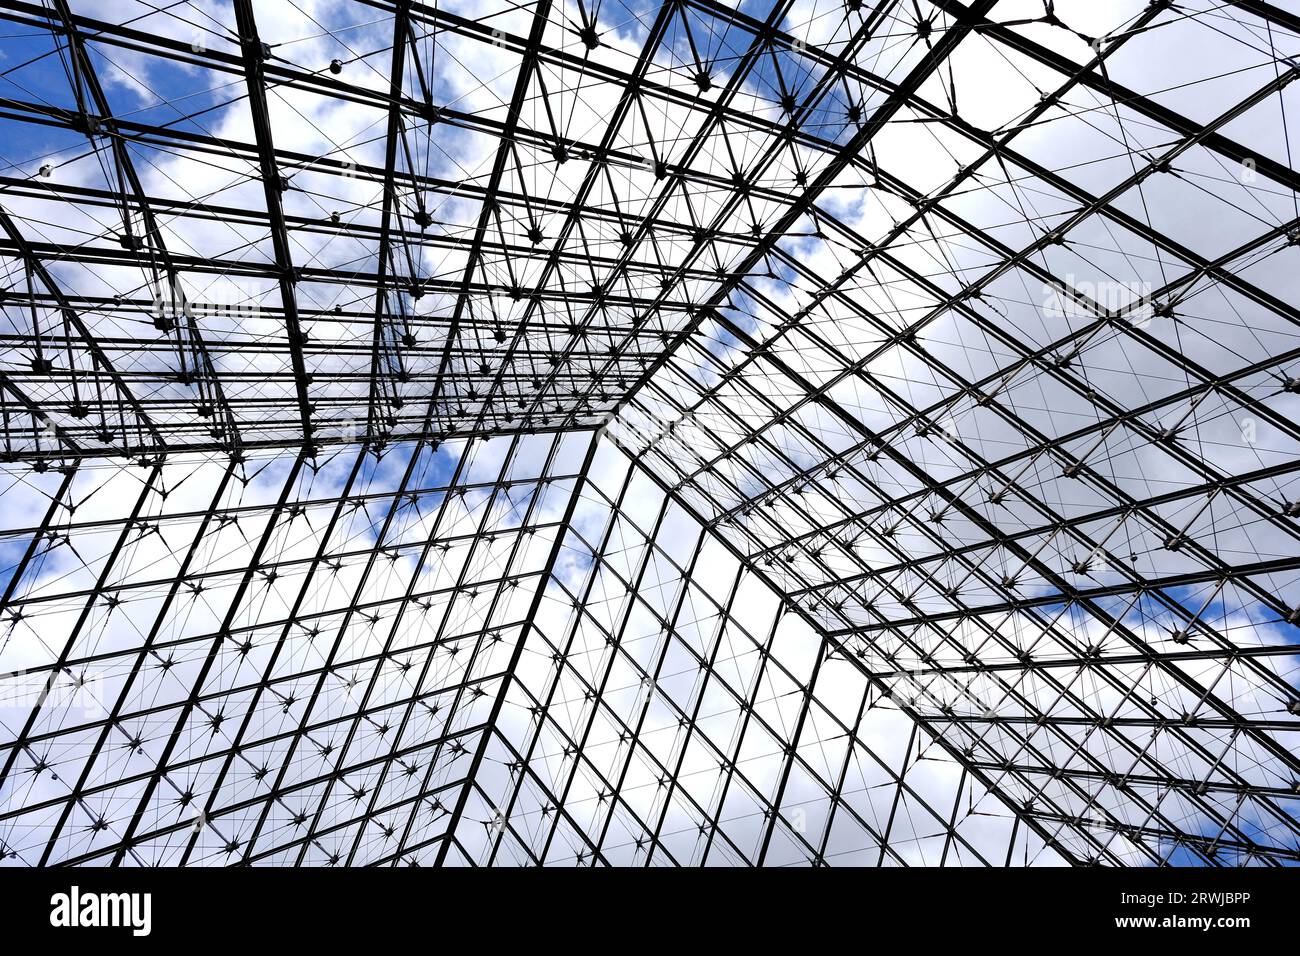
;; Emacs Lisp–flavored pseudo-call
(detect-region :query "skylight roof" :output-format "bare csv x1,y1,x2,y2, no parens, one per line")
0,0,1297,867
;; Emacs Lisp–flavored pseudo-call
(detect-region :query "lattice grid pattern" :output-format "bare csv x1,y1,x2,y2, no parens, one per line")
1,0,1298,866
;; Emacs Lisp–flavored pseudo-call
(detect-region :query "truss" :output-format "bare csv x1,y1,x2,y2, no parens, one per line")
0,0,1298,866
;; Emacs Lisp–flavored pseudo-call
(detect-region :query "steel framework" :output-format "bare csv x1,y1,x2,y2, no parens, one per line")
0,0,1298,866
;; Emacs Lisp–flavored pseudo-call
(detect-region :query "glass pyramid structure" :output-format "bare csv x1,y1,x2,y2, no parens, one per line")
0,0,1298,867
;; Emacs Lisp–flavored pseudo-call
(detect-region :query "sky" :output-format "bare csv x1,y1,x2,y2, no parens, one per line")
0,0,1297,866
